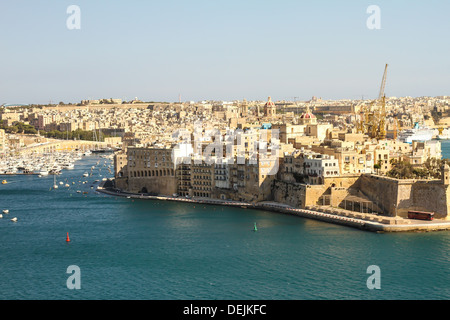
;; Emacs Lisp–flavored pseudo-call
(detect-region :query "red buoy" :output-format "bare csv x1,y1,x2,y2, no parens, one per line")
66,232,70,242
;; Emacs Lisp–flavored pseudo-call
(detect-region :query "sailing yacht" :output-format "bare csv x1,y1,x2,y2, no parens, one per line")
53,175,58,189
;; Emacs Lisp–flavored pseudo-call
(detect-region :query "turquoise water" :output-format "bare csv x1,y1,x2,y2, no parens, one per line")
0,146,449,300
442,139,450,160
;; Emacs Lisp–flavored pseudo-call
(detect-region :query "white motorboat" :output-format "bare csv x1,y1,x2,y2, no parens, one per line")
2,209,9,214
11,217,17,222
63,163,75,170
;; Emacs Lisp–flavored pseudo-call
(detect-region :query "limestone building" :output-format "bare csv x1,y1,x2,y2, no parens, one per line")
121,147,177,195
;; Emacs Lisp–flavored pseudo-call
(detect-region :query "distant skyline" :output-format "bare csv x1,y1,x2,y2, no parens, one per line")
1,0,449,104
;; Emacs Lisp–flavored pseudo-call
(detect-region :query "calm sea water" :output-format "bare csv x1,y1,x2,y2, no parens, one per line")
0,143,449,300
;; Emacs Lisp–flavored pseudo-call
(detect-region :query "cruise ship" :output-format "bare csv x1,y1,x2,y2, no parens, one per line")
398,123,435,144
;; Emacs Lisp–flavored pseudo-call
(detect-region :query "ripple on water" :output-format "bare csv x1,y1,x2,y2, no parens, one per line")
1,155,449,300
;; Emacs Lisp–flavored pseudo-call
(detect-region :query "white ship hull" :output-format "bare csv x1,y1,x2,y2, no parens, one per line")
398,128,434,144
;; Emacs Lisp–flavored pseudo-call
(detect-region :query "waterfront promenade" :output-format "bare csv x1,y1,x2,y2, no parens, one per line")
96,181,450,233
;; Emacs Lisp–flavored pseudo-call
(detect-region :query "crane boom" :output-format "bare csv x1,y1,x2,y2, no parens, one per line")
378,64,388,100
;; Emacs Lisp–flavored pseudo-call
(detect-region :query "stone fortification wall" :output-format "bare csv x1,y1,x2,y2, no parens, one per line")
127,176,177,196
273,174,449,220
273,180,327,208
272,175,360,209
359,175,449,219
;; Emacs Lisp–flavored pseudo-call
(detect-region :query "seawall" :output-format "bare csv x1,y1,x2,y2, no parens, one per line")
96,182,450,233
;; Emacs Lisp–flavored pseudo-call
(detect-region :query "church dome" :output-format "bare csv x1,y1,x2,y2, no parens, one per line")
299,105,317,124
264,96,275,107
300,112,316,119
300,106,316,119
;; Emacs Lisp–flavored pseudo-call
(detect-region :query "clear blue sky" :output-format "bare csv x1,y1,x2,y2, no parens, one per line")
1,0,449,104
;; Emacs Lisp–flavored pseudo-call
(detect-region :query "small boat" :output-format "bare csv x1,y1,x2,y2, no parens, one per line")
2,209,9,214
83,172,89,177
253,222,258,232
53,175,58,189
0,214,2,219
2,180,7,184
11,217,17,222
65,184,70,187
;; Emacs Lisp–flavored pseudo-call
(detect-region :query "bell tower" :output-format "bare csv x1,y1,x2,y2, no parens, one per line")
239,99,248,117
441,162,450,185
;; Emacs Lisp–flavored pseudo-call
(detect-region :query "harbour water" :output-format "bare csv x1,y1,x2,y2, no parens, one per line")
0,145,449,300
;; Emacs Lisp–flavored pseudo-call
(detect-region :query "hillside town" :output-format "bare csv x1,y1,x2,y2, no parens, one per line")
2,94,450,222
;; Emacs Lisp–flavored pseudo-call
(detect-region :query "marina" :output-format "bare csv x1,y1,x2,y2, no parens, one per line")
0,151,113,176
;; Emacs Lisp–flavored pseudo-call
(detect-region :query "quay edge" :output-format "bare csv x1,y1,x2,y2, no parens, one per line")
96,182,450,233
